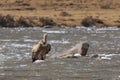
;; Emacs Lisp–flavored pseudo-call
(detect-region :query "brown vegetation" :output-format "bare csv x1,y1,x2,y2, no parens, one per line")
81,16,105,27
0,14,56,27
0,0,120,27
0,14,15,27
39,17,56,27
59,11,72,17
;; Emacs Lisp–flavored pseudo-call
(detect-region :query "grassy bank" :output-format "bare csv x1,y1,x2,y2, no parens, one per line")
0,0,120,27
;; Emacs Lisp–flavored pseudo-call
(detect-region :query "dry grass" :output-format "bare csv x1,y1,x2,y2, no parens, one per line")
0,0,120,27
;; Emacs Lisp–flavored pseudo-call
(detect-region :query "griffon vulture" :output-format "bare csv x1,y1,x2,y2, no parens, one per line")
32,34,51,62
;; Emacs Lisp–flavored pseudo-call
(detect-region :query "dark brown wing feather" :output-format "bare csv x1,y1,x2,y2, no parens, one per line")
32,43,51,62
46,44,51,54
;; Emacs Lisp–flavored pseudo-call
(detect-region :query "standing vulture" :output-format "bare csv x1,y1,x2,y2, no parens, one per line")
32,34,51,62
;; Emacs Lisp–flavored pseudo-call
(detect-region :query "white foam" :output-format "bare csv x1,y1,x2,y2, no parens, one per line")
0,73,5,76
32,27,42,30
0,54,6,61
50,39,70,44
77,27,119,33
11,43,31,48
99,54,120,60
5,54,23,61
99,54,120,57
52,61,66,65
25,52,30,56
118,75,120,78
19,64,27,67
24,39,38,42
112,36,120,39
73,53,81,57
42,30,66,34
0,39,19,42
0,47,2,50
101,56,111,60
0,66,4,69
16,54,23,60
96,27,119,31
34,60,45,63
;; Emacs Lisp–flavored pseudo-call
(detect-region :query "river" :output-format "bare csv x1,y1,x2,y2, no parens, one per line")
0,27,120,80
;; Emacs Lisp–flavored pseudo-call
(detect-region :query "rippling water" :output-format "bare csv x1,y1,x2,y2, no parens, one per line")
0,27,120,80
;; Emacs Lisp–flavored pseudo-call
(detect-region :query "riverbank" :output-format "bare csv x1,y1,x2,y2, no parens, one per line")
0,0,120,27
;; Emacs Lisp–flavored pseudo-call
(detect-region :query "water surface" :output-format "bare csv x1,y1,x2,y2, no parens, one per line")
0,27,120,80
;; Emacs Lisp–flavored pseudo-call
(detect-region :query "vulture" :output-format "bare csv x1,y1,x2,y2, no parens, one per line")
57,42,89,58
32,34,51,62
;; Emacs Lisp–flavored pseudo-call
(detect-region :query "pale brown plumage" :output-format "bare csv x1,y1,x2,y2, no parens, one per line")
32,34,51,62
50,42,89,58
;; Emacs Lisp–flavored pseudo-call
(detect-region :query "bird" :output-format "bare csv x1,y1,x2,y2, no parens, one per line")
57,42,89,58
32,34,51,62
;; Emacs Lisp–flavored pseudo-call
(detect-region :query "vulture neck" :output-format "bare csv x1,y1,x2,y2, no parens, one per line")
42,34,47,44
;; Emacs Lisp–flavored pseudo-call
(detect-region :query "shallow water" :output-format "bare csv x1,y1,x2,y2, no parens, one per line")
0,27,120,80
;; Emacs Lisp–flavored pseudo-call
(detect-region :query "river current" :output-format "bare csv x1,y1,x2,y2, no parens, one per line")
0,27,120,80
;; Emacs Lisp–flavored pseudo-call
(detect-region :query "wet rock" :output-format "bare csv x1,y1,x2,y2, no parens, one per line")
91,54,99,58
90,54,101,60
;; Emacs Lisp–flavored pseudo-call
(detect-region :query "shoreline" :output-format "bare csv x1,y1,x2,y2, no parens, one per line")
0,10,120,28
0,0,120,27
